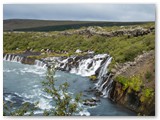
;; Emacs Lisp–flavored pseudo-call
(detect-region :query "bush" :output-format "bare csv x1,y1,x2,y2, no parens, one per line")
3,24,155,65
140,88,154,102
115,75,142,92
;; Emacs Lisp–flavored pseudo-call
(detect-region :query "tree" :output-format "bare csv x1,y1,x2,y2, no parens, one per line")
3,61,82,116
42,61,82,116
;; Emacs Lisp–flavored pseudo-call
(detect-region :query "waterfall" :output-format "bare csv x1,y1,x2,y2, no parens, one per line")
95,56,113,98
3,54,23,63
34,60,47,68
45,54,114,98
95,57,112,87
101,79,113,98
3,53,114,98
57,54,108,77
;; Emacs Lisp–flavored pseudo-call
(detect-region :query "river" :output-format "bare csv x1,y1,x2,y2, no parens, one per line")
3,61,136,116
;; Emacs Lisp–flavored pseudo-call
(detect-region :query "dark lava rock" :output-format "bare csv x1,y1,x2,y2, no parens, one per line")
21,57,35,65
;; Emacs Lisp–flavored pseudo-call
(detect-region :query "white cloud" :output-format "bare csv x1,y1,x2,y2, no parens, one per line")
3,4,155,21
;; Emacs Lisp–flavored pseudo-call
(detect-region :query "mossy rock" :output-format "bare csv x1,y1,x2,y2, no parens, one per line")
89,75,97,81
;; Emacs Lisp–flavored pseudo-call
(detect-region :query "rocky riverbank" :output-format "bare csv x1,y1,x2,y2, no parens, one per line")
109,50,155,115
3,50,155,115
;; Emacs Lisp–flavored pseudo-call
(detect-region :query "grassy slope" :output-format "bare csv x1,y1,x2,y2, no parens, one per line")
3,21,155,115
3,22,155,63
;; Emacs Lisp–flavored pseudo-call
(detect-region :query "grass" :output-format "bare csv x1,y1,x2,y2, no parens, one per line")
3,25,155,63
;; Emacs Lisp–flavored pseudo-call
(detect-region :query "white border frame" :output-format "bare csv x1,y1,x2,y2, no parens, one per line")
0,1,159,120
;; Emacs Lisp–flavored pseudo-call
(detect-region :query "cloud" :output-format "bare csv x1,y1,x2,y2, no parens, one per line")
3,4,155,21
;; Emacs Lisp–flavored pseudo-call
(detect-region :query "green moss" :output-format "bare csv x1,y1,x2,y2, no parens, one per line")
143,88,154,98
140,88,154,102
115,75,142,92
89,75,97,81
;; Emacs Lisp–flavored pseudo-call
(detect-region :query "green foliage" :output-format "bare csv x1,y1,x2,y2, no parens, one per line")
41,63,82,116
4,23,155,70
140,88,154,102
89,75,97,81
115,75,143,92
3,102,38,116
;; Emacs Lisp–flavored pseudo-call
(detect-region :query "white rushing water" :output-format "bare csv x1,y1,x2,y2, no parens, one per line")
3,56,136,116
3,53,113,98
34,60,47,68
45,54,109,77
43,54,114,98
3,54,23,63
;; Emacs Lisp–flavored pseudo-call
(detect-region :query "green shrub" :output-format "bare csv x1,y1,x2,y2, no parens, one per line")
3,24,155,66
115,75,142,92
140,88,154,102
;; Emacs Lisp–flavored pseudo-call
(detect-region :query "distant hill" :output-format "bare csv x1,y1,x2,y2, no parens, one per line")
3,19,153,32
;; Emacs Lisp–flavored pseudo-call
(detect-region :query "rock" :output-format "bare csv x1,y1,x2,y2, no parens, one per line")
75,49,82,53
60,26,153,38
67,58,73,63
88,50,95,54
83,97,100,106
74,56,81,61
89,75,97,81
87,61,93,69
95,67,101,76
21,57,35,65
111,68,117,73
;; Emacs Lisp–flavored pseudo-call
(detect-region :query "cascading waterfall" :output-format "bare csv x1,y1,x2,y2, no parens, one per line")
3,54,23,63
44,54,109,77
95,56,113,98
3,54,47,68
45,54,114,98
34,60,47,68
3,53,114,98
96,57,112,87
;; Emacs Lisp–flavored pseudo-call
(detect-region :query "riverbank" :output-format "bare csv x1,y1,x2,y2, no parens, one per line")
3,50,155,115
3,23,155,116
110,50,155,115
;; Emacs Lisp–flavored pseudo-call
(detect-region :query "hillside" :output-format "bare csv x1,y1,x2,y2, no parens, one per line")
110,50,155,115
3,22,155,64
3,21,155,115
3,19,152,32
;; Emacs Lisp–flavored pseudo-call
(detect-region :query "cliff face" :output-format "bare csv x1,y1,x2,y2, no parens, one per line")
110,50,155,115
110,81,155,115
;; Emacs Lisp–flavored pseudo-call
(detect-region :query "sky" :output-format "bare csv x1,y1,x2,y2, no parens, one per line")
3,4,155,21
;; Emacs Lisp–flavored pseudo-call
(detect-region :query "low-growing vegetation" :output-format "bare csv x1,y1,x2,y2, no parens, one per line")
140,88,154,103
89,75,97,81
115,75,143,92
3,23,155,65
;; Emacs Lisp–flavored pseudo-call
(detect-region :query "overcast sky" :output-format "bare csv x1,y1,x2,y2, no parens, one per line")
3,4,155,21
